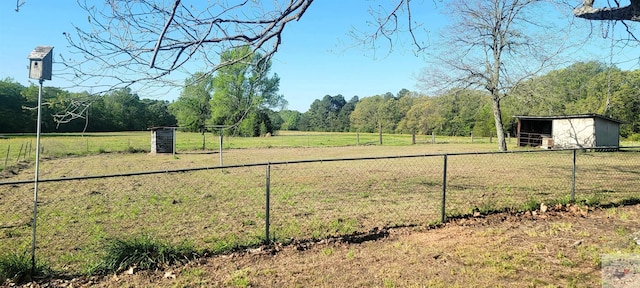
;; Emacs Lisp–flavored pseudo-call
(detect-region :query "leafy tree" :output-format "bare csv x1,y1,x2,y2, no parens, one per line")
428,90,490,136
397,96,439,134
350,95,384,133
85,97,112,132
143,99,177,128
0,78,27,133
266,110,284,132
565,68,640,137
377,96,402,133
338,96,359,132
102,88,146,131
297,112,312,132
169,73,213,133
472,104,497,137
279,110,303,131
608,70,640,136
350,92,413,134
397,88,411,99
508,61,607,116
209,47,285,137
305,95,350,132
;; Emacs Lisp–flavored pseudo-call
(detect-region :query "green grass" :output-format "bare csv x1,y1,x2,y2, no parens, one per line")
0,131,504,168
0,251,49,284
95,235,199,274
1,130,637,168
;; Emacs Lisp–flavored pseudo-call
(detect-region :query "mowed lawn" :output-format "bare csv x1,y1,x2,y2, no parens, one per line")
0,131,639,286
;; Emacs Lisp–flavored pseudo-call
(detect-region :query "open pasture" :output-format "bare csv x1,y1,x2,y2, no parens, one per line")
0,130,517,170
0,132,639,277
2,146,639,275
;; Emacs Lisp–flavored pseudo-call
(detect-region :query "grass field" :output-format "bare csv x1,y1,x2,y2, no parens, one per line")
0,131,639,286
0,130,548,169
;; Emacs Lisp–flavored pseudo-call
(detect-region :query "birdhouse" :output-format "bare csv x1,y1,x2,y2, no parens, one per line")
27,46,53,80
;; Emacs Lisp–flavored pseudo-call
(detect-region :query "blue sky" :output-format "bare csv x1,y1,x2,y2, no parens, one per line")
1,1,639,112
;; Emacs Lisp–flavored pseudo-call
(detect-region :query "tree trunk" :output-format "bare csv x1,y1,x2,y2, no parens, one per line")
491,96,507,151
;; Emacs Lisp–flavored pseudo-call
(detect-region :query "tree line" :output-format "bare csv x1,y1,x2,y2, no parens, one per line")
1,61,639,139
283,62,640,139
0,81,175,133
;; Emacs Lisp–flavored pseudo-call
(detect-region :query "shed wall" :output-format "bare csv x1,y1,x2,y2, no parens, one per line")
594,118,620,147
552,118,596,148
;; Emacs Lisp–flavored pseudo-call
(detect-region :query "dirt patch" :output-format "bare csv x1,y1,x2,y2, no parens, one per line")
0,161,31,179
11,203,640,287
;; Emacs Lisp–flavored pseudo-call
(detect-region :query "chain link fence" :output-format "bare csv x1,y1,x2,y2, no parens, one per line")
1,147,639,272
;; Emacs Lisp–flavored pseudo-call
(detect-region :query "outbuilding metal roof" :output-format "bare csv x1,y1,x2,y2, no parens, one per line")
513,114,624,124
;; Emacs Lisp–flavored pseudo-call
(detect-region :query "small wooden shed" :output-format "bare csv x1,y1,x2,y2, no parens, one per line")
149,127,178,154
514,114,622,149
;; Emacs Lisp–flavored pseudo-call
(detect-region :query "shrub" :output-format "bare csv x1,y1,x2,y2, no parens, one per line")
626,133,640,142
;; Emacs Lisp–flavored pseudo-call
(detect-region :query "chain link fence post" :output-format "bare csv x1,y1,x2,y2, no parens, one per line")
265,163,271,244
441,154,448,223
571,149,576,202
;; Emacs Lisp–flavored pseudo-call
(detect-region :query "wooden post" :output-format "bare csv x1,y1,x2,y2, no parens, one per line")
412,132,416,145
4,145,9,169
202,133,206,151
432,132,435,144
379,122,383,145
219,128,223,166
172,128,176,158
17,143,23,163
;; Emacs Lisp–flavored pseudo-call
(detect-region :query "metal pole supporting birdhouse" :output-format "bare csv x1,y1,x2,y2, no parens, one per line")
27,46,53,273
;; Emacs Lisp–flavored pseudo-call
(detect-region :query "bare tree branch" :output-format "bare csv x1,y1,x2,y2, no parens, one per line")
574,0,640,21
60,0,314,95
15,0,25,12
348,0,429,58
150,0,181,69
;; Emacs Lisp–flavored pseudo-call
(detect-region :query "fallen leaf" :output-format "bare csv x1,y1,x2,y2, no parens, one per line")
164,271,176,279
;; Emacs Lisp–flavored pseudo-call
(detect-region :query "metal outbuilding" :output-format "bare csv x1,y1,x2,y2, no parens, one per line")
514,114,622,149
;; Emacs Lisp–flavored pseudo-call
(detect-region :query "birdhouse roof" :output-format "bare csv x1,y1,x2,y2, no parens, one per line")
28,46,53,60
